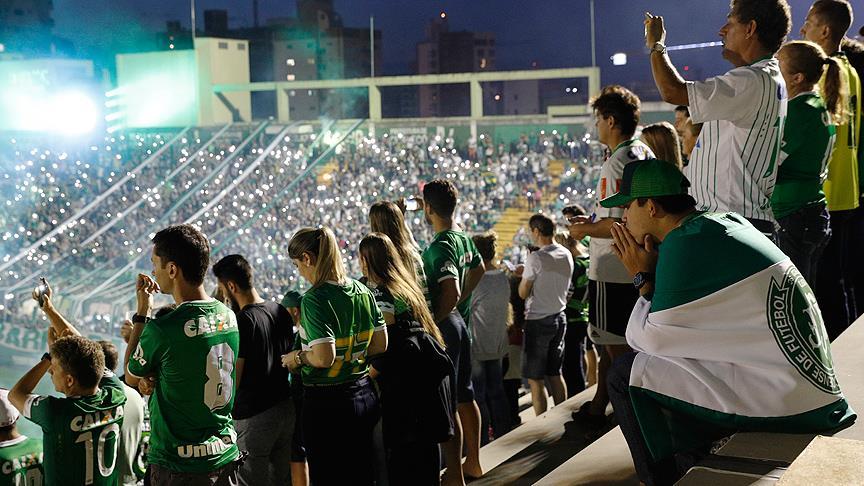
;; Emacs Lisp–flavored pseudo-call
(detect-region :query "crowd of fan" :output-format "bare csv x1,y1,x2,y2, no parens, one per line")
0,126,598,330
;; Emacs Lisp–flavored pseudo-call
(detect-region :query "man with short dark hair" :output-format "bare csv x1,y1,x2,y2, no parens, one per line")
518,214,573,416
646,0,790,238
213,254,295,486
422,179,486,484
98,340,145,486
124,224,241,486
569,85,654,423
801,0,862,337
0,388,43,486
602,159,855,485
9,284,126,486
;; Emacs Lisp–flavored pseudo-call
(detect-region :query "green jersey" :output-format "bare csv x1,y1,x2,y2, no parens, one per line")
362,279,411,320
0,436,43,486
23,371,126,486
422,229,482,322
128,300,240,473
566,256,590,322
298,280,385,385
772,92,835,218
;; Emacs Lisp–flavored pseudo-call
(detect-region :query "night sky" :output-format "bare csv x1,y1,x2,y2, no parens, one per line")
53,0,840,84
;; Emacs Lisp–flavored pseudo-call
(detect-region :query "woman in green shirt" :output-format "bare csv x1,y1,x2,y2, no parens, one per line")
775,40,848,286
282,227,388,485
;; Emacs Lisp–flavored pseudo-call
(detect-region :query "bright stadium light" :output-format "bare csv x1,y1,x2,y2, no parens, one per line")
611,53,628,66
1,88,100,134
53,91,100,135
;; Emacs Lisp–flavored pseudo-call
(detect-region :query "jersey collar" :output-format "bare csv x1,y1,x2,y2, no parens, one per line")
612,139,638,154
0,435,28,447
790,90,818,101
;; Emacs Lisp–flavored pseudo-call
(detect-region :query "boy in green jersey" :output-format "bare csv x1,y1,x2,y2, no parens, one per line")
9,284,126,486
124,224,240,485
421,179,486,483
0,389,43,486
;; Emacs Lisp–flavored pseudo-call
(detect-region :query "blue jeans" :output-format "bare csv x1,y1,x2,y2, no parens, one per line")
471,358,512,444
777,203,831,290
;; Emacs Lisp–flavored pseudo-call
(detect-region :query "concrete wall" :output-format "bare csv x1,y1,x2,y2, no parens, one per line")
195,37,252,125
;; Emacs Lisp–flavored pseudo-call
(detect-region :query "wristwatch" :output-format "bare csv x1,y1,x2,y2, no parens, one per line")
633,272,655,290
132,313,148,324
650,42,667,55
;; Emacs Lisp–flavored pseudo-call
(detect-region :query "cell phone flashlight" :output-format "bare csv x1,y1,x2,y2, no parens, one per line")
36,277,49,306
405,197,421,211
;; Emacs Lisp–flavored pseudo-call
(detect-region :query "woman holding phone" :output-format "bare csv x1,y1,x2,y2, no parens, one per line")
282,227,388,485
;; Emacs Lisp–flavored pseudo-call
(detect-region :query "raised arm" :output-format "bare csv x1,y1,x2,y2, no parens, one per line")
33,281,82,338
645,13,689,106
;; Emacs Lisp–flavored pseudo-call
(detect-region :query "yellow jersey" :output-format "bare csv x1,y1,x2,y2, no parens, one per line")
823,53,861,211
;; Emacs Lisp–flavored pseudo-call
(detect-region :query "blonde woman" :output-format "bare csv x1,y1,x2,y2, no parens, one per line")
640,121,683,169
775,40,848,287
282,227,387,486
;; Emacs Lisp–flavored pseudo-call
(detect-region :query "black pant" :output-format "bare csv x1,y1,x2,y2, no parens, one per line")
386,439,441,485
502,356,522,426
776,203,831,289
849,199,864,320
816,209,856,340
562,309,588,397
302,377,380,485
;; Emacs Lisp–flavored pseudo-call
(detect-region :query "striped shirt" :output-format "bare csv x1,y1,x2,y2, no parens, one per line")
686,57,787,222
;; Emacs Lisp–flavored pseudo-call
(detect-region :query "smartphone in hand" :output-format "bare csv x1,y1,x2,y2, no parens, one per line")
36,277,49,306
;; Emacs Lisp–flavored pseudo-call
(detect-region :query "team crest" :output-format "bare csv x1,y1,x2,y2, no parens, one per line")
767,265,839,394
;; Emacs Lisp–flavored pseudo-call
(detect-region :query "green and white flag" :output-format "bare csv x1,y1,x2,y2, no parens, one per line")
626,212,855,460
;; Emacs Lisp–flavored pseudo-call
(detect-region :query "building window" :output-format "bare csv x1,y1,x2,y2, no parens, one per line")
237,43,246,50
287,58,295,66
290,90,296,96
307,58,315,65
287,43,293,49
218,42,228,49
287,74,296,81
480,58,487,69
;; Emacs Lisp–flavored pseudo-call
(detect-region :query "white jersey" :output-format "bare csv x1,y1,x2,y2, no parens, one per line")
589,139,655,283
686,57,787,222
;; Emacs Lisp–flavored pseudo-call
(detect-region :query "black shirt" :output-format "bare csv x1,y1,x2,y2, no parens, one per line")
233,301,293,419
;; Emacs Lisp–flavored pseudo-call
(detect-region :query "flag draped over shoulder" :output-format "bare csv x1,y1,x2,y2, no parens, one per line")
626,212,855,461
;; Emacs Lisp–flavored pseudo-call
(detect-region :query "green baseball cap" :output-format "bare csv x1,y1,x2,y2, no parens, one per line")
599,159,695,208
281,290,303,309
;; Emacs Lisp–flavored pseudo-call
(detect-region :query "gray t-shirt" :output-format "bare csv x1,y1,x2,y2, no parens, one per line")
523,243,574,319
469,269,511,361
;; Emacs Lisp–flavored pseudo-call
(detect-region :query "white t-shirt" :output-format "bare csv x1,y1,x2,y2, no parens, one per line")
589,139,655,283
523,242,574,319
686,57,787,222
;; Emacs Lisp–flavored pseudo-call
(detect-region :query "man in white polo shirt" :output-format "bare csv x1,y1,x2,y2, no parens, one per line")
518,214,574,416
645,0,792,237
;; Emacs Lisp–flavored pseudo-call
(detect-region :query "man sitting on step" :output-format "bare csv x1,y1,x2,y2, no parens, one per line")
602,159,856,486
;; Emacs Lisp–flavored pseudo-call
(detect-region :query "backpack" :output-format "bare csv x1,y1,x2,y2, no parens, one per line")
382,320,456,444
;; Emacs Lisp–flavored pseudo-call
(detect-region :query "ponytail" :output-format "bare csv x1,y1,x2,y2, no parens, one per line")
288,226,347,287
779,41,849,125
822,56,850,125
